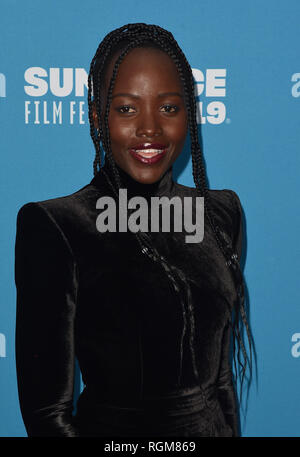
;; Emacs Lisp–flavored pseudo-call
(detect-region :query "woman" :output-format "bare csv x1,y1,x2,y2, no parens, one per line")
15,23,252,437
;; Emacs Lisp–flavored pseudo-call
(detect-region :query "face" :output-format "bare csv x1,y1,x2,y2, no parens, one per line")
93,47,188,184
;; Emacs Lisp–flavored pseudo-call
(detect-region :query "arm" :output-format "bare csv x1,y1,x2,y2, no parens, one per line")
15,202,79,436
229,190,243,263
216,190,244,436
217,322,240,436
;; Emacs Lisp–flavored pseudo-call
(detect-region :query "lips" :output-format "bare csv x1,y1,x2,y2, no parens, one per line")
129,143,168,164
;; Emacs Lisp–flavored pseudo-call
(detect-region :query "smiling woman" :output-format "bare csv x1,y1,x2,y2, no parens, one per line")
14,23,252,437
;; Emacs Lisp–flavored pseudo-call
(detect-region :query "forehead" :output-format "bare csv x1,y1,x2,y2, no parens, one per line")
104,47,183,92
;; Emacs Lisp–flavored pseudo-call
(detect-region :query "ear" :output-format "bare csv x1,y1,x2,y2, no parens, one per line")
92,101,99,129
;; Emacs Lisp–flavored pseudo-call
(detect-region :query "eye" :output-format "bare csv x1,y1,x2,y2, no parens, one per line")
160,104,179,113
116,105,136,114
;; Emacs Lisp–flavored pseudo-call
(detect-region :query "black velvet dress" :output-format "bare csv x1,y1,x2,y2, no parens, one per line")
15,158,243,437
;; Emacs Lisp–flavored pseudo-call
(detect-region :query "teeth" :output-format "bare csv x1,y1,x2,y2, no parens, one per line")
135,149,164,154
131,148,166,159
134,149,165,159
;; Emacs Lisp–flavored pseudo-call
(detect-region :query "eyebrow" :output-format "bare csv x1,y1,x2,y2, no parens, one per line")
111,92,183,99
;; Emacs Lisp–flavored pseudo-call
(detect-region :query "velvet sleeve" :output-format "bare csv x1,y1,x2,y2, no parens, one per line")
15,202,79,437
216,190,244,437
217,322,240,437
229,190,243,263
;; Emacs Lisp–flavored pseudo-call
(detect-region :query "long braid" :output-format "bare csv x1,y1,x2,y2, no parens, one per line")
87,23,253,401
188,80,253,396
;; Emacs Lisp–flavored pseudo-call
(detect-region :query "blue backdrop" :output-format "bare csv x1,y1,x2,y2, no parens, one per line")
1,0,299,437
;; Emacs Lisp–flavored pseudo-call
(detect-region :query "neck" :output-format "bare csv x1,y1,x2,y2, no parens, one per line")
101,156,174,199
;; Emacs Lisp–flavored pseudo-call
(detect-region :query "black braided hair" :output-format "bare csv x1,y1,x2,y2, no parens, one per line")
87,23,253,402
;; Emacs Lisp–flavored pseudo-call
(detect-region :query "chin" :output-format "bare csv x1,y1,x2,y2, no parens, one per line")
131,168,165,185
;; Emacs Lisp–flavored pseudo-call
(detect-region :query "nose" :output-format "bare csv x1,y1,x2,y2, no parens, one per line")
136,110,163,138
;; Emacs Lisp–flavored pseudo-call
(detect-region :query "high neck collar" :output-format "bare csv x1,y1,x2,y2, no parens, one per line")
91,157,174,199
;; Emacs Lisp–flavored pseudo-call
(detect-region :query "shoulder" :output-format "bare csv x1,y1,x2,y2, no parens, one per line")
174,182,242,216
15,179,105,262
16,179,103,231
174,182,243,245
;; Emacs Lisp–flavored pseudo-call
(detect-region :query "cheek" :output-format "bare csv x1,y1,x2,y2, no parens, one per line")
108,118,134,146
165,118,188,145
